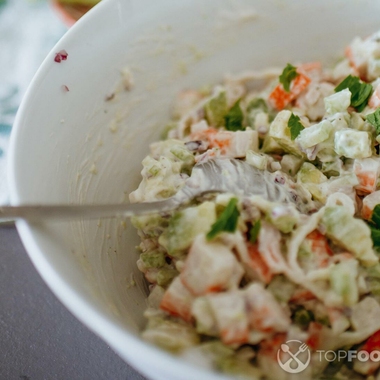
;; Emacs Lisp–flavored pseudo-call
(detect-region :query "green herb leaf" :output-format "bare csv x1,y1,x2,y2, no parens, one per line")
225,99,244,131
334,75,373,112
249,220,261,244
372,204,380,228
292,306,315,329
366,108,380,134
206,198,239,240
369,225,380,249
279,63,298,92
287,113,304,140
246,98,268,113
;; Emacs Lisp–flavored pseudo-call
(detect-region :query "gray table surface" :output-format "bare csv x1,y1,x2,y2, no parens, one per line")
0,225,147,380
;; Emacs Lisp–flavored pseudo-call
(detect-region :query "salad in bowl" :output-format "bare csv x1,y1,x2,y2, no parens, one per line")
129,30,380,380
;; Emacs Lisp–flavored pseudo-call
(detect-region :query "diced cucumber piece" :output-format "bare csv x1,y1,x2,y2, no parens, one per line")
321,206,378,266
246,150,268,170
204,89,227,127
321,159,343,177
324,89,351,114
330,260,359,306
140,251,166,269
192,297,217,336
268,110,304,157
334,129,372,159
131,213,168,237
159,202,217,256
267,205,299,233
143,317,199,352
156,267,179,287
281,154,303,176
297,163,328,202
261,136,284,154
267,275,296,303
296,120,333,150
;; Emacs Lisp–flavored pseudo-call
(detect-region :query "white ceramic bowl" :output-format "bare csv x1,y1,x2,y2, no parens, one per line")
8,1,380,379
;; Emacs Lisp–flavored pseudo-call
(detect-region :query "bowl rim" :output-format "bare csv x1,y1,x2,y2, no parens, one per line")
7,0,224,379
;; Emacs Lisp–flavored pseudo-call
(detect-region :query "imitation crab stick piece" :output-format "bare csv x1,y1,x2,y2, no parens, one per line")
160,276,195,322
180,235,244,296
268,71,311,110
305,230,333,268
306,322,323,350
173,89,204,119
327,308,350,335
354,330,380,375
208,291,249,345
369,83,380,108
190,128,258,157
246,242,273,284
345,46,363,78
290,289,316,303
297,61,323,82
354,157,380,194
298,61,322,73
259,333,287,358
245,283,291,333
257,222,288,274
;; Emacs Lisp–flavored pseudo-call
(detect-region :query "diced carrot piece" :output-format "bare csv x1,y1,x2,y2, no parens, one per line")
246,242,273,284
268,86,293,110
268,72,311,110
160,277,194,322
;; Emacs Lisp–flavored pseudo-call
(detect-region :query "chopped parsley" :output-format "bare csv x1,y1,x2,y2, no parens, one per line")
335,75,373,112
366,108,380,134
206,198,240,240
287,113,304,140
246,98,268,114
279,63,298,92
372,204,380,227
225,99,244,131
292,306,315,329
249,220,261,244
369,204,380,248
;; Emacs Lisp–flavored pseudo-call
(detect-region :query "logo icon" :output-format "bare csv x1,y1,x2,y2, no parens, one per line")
277,340,311,373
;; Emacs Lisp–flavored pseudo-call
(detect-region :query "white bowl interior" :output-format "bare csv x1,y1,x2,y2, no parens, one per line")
9,0,380,379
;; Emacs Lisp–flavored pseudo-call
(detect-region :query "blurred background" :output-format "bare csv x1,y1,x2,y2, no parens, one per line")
0,2,147,379
0,0,99,203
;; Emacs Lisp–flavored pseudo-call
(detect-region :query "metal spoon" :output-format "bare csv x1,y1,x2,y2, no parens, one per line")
1,158,312,222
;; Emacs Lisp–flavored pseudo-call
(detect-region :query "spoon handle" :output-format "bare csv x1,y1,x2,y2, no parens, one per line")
0,199,177,222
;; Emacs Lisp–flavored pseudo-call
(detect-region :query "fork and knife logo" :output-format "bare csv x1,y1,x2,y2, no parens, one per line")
277,340,311,373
